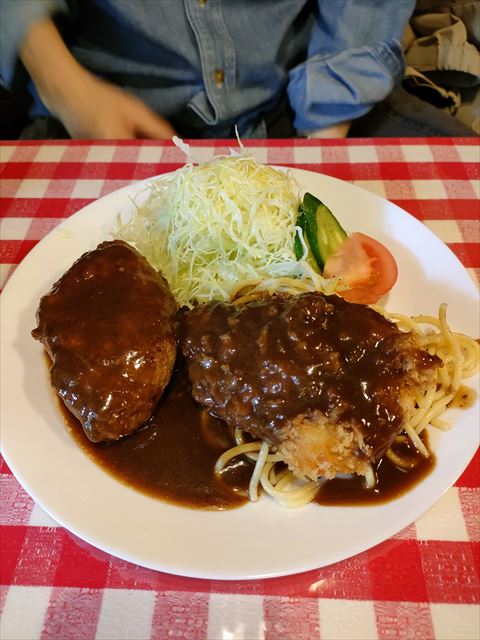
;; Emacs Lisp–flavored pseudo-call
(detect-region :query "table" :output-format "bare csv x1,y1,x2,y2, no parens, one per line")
1,138,479,640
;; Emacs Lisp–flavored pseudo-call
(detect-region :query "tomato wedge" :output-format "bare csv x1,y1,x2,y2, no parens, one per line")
323,232,398,304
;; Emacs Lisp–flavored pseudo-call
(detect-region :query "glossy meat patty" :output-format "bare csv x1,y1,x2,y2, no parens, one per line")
180,292,440,480
32,240,177,442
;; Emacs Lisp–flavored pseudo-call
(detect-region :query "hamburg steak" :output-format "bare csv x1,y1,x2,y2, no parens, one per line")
32,240,177,442
180,292,440,480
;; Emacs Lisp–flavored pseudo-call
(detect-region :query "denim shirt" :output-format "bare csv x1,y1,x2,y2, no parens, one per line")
0,0,415,137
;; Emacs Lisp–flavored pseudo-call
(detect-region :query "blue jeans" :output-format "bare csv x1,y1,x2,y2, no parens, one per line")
348,86,476,137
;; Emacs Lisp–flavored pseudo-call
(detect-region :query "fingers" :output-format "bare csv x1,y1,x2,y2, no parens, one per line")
134,104,177,140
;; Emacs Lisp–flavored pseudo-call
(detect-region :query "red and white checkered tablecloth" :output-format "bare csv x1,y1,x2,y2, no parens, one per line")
0,138,479,640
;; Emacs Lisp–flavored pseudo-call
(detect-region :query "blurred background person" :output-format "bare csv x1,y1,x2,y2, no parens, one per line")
0,0,475,139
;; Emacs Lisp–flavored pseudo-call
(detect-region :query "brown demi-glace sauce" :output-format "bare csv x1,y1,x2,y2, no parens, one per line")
56,358,435,510
60,359,253,510
315,434,434,505
449,384,477,410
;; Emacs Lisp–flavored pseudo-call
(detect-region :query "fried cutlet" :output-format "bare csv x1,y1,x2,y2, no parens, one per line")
179,292,440,480
32,240,177,442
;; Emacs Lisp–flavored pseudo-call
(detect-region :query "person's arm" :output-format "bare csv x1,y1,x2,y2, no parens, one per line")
287,0,416,137
19,17,175,139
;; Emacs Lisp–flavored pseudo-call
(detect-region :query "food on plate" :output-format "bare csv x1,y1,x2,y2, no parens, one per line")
32,240,177,442
115,155,302,307
181,282,477,507
294,191,348,269
294,192,397,304
31,153,479,510
116,153,399,307
61,359,254,510
323,232,398,304
180,291,440,491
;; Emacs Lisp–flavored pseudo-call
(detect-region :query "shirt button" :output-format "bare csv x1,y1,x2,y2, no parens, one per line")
214,68,225,88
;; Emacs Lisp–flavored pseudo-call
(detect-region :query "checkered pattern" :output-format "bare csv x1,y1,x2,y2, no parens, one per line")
1,139,479,640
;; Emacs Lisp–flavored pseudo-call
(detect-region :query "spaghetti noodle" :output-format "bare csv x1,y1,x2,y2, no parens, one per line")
214,268,479,508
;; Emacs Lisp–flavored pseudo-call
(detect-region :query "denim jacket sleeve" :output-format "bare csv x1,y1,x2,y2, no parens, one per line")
287,0,416,132
0,0,66,87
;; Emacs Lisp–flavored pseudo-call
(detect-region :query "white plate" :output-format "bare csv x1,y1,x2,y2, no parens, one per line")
1,168,479,580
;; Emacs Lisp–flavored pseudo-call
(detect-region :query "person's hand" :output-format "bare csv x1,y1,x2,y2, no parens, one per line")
53,73,176,140
304,121,351,138
20,18,175,140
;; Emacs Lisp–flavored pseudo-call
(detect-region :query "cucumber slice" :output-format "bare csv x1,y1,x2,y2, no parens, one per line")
293,211,306,260
300,193,347,270
294,211,321,272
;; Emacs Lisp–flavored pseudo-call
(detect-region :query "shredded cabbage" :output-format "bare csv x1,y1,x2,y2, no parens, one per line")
114,154,302,307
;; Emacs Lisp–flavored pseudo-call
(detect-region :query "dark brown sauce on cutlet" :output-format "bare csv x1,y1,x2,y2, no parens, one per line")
52,356,435,509
180,292,439,461
59,358,254,510
34,241,177,443
314,432,435,506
